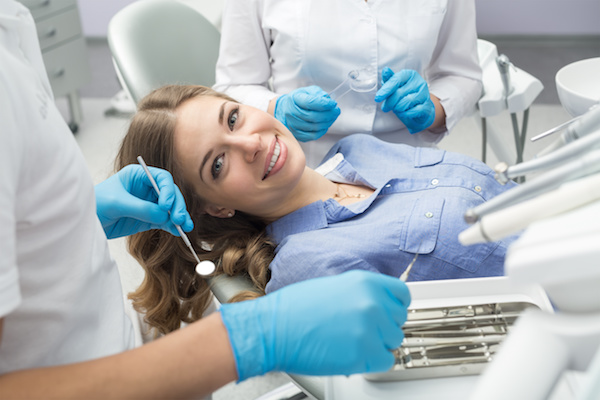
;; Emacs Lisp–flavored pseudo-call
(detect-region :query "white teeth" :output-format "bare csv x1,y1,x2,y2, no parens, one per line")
266,141,280,176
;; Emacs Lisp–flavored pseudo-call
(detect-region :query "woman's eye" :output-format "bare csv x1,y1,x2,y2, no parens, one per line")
211,154,225,179
227,108,239,130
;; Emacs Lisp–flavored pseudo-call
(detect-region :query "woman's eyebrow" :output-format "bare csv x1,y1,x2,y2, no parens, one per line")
200,101,227,183
199,149,213,184
218,101,226,126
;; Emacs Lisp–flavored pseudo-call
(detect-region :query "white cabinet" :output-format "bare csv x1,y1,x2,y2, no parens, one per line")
19,0,91,133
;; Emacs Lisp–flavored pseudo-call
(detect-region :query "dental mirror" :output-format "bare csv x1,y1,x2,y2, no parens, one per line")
328,66,378,100
196,260,216,276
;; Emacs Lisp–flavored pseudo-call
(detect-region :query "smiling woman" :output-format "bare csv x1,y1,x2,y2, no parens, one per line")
117,84,519,336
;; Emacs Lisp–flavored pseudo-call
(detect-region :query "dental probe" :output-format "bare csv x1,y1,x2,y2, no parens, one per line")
137,156,215,276
400,252,419,282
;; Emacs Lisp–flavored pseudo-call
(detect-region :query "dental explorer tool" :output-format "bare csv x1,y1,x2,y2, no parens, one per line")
136,155,215,276
400,252,419,282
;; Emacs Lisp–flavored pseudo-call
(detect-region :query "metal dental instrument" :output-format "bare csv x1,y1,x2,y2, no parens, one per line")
530,115,583,142
137,156,215,276
399,253,419,282
328,66,377,101
531,103,600,142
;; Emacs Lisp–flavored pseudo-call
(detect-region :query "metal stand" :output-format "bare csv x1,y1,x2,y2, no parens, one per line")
475,40,543,177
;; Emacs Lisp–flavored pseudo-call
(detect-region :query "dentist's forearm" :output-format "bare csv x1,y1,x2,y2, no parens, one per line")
0,313,237,399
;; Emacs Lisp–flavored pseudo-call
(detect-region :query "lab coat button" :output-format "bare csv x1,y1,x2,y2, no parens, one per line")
425,212,434,218
431,179,439,185
474,185,482,192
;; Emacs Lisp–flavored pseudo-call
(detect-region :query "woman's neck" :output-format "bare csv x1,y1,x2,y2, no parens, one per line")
273,167,374,219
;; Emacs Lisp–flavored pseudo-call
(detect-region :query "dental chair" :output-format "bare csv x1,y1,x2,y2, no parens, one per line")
108,0,220,104
108,1,325,398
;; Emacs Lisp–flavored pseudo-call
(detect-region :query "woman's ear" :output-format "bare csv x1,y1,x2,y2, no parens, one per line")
204,204,235,218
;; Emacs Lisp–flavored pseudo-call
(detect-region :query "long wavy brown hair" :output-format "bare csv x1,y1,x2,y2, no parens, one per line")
116,85,274,336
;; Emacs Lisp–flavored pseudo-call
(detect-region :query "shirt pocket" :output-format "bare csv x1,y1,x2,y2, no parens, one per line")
414,147,445,168
398,196,444,255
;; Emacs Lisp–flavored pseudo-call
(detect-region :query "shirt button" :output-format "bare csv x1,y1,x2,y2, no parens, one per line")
425,212,434,218
431,179,439,186
385,184,392,188
474,185,482,192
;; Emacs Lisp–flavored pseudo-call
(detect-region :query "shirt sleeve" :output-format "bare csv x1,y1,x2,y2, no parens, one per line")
0,62,23,318
425,0,482,134
213,0,278,111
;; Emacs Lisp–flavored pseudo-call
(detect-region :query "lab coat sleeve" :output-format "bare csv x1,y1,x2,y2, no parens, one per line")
425,0,482,134
213,0,277,111
0,62,24,318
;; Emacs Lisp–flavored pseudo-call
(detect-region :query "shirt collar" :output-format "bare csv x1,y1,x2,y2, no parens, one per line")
266,153,384,244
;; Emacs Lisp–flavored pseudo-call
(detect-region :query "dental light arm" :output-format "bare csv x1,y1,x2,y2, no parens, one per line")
464,149,600,224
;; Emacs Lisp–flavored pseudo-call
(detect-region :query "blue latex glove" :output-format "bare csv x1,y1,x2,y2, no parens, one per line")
375,67,436,134
220,270,411,381
95,164,193,239
274,85,341,142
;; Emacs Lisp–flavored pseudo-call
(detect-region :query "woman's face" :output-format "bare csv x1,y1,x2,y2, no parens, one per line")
173,95,306,220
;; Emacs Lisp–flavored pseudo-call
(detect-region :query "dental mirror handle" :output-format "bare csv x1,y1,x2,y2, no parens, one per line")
327,78,351,101
136,156,213,276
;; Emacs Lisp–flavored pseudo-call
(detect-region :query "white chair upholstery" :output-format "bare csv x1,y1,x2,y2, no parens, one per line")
108,0,220,105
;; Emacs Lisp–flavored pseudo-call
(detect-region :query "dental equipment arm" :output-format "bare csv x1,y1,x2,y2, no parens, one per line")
469,199,600,400
494,129,600,184
469,310,600,400
464,149,600,224
495,105,600,184
536,103,600,157
459,172,600,245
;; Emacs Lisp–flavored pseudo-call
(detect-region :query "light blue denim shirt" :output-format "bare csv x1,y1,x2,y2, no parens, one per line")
265,134,519,293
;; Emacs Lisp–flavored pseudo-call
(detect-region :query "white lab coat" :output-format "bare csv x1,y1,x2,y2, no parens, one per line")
214,0,482,164
0,1,134,373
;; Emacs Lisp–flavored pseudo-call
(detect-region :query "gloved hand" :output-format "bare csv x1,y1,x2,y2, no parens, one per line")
274,85,341,142
220,270,411,381
95,164,193,239
375,67,435,134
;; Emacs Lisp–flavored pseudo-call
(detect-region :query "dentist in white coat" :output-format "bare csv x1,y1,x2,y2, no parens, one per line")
214,0,482,166
0,1,411,398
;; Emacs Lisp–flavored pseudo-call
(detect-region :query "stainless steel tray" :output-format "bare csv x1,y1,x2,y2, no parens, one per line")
365,301,539,381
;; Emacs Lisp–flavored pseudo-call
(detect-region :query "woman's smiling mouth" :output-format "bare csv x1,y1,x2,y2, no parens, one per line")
263,140,281,179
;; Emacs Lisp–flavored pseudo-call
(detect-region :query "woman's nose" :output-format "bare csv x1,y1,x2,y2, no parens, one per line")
233,133,262,163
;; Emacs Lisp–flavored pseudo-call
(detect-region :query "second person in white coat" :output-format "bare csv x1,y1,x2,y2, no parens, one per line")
213,0,482,166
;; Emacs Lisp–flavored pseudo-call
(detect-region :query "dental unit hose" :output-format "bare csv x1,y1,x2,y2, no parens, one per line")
460,172,600,245
494,129,600,184
464,148,600,224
